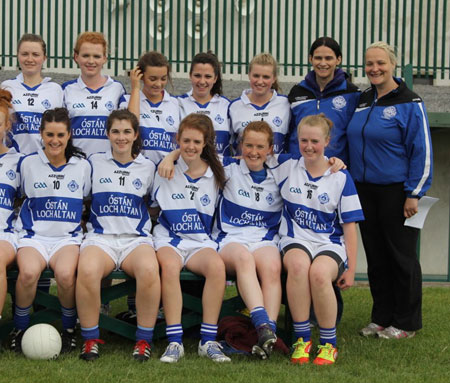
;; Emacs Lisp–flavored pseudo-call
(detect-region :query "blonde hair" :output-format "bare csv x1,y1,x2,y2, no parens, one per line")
366,41,397,67
297,113,333,140
248,53,280,92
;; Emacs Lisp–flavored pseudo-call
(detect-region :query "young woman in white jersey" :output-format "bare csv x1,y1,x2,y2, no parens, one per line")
125,51,180,164
228,53,290,154
1,34,64,154
153,114,230,363
215,121,282,359
159,121,283,360
0,90,22,320
76,109,160,362
269,114,363,365
10,108,91,355
62,32,125,157
178,52,231,156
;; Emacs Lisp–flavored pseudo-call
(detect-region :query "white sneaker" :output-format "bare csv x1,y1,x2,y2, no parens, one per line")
198,341,231,363
377,326,415,339
360,322,385,337
160,342,184,363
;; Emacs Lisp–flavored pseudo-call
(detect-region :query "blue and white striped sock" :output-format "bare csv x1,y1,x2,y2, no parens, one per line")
319,326,337,347
250,306,270,329
269,319,277,333
14,304,31,331
61,305,77,330
81,325,100,340
293,320,311,342
166,324,183,344
200,322,218,345
136,325,154,343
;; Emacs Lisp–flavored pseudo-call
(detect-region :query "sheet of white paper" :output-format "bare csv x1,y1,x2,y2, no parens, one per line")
404,196,439,229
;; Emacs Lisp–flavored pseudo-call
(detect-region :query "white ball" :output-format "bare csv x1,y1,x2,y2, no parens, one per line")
21,324,62,360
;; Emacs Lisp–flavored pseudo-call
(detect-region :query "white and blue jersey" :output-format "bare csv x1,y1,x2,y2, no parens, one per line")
268,155,364,247
86,150,155,237
119,90,179,163
1,73,63,154
15,149,91,239
228,89,291,154
152,156,218,247
214,157,282,245
178,91,231,155
62,76,125,157
0,149,23,232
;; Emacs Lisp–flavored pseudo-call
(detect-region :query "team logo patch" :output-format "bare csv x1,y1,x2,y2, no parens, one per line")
41,99,51,109
318,192,330,204
166,116,175,126
272,116,282,127
332,96,346,110
382,106,397,119
266,193,274,205
105,101,115,111
6,170,16,180
67,180,79,192
132,178,143,190
200,194,211,206
214,114,224,124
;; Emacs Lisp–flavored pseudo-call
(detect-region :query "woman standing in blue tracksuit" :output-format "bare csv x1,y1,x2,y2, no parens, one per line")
347,42,433,339
287,37,360,163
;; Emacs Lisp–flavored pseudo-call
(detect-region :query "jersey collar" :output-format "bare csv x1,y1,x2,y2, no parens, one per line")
37,148,78,170
77,75,113,92
17,73,52,90
105,148,146,165
177,156,214,179
298,156,332,180
240,88,278,107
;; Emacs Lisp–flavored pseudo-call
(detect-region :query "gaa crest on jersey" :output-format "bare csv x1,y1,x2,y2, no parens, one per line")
318,192,330,204
105,101,115,111
272,116,282,127
132,178,143,190
382,106,397,120
6,170,16,180
67,180,79,192
214,114,224,124
332,96,346,110
41,99,51,109
266,193,274,205
200,194,211,206
166,116,175,126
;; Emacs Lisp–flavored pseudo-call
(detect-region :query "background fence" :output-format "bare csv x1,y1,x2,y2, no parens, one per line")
1,0,449,82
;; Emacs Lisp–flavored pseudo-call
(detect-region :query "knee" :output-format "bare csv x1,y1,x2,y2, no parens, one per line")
135,262,160,284
54,268,76,290
286,258,310,279
234,252,255,271
159,260,181,281
309,266,331,289
77,262,102,289
205,258,226,281
17,267,41,287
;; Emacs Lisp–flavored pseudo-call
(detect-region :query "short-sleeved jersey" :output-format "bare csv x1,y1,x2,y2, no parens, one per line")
213,157,282,245
62,76,125,157
15,149,91,239
119,90,180,163
87,150,155,236
178,91,231,155
0,149,23,232
268,155,364,247
229,89,291,154
152,157,218,247
1,73,63,154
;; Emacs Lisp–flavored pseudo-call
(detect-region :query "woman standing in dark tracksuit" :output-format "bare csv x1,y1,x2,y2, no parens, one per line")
347,42,433,339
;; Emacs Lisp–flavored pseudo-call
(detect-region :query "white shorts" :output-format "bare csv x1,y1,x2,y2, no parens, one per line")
218,238,278,253
279,237,347,272
154,238,217,266
81,233,154,270
0,232,18,251
18,236,81,265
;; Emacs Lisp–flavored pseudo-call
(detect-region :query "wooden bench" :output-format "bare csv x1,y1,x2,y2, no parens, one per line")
0,269,248,342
